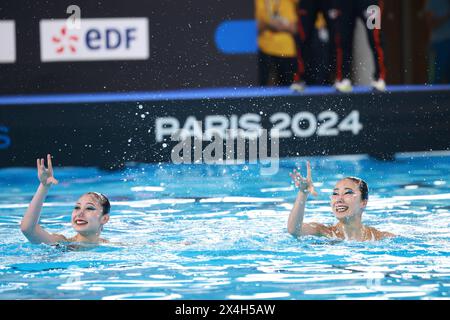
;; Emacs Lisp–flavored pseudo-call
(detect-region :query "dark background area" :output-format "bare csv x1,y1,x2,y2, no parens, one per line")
0,0,256,94
0,0,439,94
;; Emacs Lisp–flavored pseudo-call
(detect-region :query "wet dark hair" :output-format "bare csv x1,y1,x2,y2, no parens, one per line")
85,192,111,215
343,177,369,201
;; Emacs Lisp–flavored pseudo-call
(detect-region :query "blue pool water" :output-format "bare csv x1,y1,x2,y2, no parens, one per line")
0,153,450,300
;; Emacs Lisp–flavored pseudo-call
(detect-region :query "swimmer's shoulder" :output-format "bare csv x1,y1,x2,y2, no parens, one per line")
53,236,109,245
51,233,70,243
306,222,341,238
379,230,396,239
326,224,345,239
365,226,396,240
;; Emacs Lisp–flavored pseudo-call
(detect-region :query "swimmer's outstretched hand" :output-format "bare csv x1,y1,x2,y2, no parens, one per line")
289,161,317,196
37,154,59,187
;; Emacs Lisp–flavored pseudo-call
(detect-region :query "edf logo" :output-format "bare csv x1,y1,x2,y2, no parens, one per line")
86,28,137,50
40,18,149,62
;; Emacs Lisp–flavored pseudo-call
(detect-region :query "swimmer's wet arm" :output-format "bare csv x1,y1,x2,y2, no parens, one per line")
20,156,62,244
20,183,62,244
288,161,319,236
287,192,323,237
287,191,309,236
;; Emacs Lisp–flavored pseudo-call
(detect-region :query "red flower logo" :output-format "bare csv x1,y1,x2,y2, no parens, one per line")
52,26,79,54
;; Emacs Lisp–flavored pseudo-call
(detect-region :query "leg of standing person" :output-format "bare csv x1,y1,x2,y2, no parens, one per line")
291,0,318,91
277,56,298,86
321,0,337,85
358,0,387,91
332,0,356,92
258,50,272,86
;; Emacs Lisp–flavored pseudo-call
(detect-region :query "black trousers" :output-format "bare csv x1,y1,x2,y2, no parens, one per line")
257,50,297,86
333,0,387,80
293,0,336,83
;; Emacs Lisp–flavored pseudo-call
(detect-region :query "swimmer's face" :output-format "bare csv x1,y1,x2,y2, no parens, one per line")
71,194,109,236
330,179,367,220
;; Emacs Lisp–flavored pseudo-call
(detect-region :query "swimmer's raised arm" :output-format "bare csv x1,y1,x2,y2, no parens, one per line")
287,161,322,237
20,155,65,244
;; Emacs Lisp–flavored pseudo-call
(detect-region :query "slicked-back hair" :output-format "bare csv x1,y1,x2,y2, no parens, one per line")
343,177,369,201
85,192,111,215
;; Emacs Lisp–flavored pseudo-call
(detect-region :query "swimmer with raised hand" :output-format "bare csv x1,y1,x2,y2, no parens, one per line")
287,161,395,241
20,154,110,244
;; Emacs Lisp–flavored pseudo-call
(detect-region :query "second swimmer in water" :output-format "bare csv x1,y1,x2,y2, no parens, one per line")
20,154,111,245
287,161,395,241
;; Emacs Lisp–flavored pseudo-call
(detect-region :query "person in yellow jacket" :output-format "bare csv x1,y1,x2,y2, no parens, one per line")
255,0,298,86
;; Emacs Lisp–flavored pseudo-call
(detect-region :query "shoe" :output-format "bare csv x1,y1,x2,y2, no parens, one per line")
334,78,353,93
290,81,305,92
371,78,386,92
